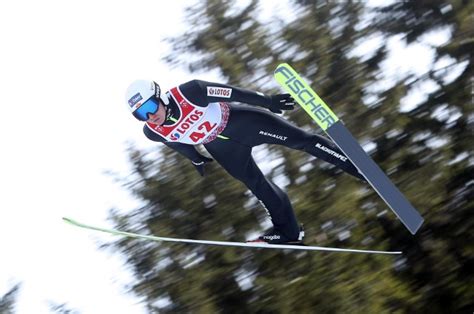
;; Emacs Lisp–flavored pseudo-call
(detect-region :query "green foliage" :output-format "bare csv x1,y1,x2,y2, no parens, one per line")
109,0,473,312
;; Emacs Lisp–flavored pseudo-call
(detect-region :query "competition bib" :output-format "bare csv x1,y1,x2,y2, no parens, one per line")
145,87,229,144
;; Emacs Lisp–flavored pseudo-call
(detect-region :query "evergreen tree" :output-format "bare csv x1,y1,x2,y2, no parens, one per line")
0,283,21,314
47,302,80,314
109,0,473,312
371,1,474,312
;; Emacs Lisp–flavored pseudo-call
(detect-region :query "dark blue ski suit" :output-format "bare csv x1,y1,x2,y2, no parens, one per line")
143,80,364,240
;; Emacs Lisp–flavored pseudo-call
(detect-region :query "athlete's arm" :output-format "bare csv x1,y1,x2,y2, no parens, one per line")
179,80,295,113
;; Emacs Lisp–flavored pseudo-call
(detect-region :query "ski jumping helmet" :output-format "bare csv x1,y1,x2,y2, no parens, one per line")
125,80,170,121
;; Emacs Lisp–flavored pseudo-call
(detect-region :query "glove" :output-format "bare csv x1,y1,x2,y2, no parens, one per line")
192,156,213,176
268,94,296,114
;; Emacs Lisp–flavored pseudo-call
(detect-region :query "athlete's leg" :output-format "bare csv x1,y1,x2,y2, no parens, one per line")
204,138,300,239
222,106,365,181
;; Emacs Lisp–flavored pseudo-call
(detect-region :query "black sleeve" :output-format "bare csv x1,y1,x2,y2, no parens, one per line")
143,125,208,162
178,79,272,109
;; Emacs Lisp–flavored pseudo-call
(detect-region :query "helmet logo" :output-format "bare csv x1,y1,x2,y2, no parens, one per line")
128,93,143,108
154,82,161,98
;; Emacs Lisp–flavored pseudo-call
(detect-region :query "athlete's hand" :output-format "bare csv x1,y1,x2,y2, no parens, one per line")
192,157,213,176
268,94,295,114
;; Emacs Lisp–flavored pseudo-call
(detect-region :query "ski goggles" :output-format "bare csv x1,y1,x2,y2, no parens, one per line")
132,96,160,121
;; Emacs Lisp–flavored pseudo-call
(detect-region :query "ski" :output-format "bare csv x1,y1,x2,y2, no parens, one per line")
274,63,424,235
63,217,402,255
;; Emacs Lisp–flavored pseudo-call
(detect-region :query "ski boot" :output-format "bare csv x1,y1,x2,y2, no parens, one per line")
247,225,305,245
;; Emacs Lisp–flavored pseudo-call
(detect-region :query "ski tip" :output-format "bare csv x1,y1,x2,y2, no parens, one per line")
62,217,76,225
274,63,290,74
276,62,290,68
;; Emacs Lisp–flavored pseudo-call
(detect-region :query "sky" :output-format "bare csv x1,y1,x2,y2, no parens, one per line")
0,1,195,313
0,0,456,313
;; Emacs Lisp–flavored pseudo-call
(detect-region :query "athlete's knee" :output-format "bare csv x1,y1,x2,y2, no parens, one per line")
224,165,259,189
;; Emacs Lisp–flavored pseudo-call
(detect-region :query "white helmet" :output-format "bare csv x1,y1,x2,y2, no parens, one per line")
125,80,169,121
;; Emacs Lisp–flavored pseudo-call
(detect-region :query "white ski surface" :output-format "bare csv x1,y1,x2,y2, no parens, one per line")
63,218,402,255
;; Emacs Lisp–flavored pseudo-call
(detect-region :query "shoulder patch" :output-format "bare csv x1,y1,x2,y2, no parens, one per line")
207,86,232,98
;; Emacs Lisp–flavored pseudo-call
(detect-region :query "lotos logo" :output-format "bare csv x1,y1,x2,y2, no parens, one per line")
128,93,143,107
207,86,232,98
176,110,204,134
170,133,181,141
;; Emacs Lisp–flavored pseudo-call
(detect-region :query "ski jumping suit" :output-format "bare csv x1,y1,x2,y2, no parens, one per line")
143,80,364,240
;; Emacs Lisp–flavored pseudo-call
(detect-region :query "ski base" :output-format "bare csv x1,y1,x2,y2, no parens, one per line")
274,63,424,234
63,217,402,255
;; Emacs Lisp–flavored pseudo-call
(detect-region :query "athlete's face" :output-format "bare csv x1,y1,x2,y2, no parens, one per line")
146,100,166,125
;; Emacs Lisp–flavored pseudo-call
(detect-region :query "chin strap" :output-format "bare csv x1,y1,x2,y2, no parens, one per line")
161,92,173,124
164,106,171,124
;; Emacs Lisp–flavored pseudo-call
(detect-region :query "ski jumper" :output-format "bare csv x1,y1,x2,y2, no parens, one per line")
143,80,364,240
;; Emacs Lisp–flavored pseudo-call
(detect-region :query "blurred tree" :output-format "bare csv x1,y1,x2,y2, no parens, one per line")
371,1,474,313
0,283,20,314
47,301,80,314
109,0,473,313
